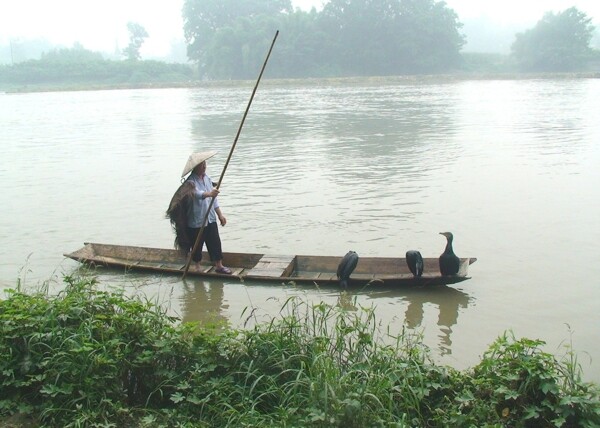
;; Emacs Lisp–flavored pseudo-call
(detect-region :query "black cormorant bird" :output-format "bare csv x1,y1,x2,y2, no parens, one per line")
337,250,359,289
405,250,424,277
439,232,460,276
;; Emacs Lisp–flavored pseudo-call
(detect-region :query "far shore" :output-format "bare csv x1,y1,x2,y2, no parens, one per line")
2,72,599,94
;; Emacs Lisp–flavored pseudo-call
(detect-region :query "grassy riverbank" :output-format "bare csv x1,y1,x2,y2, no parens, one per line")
2,72,599,94
1,275,599,427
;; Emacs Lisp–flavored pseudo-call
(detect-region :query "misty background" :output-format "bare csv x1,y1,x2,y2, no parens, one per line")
1,0,599,64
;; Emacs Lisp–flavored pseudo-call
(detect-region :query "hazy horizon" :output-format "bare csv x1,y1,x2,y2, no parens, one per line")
1,0,599,60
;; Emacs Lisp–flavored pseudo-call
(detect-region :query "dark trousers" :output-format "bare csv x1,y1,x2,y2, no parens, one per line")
187,222,223,263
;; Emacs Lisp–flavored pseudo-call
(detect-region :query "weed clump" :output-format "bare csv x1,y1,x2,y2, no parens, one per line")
0,275,599,427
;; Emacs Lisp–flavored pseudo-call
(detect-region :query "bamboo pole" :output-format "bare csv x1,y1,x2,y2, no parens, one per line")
182,30,279,279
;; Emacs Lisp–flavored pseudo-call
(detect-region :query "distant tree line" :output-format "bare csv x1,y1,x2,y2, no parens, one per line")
182,0,598,79
0,44,194,90
0,1,597,90
183,0,466,79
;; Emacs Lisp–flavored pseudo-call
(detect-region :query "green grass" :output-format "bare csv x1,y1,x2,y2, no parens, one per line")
1,274,599,427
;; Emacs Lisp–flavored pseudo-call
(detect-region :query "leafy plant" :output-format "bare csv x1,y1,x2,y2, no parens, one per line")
1,275,599,427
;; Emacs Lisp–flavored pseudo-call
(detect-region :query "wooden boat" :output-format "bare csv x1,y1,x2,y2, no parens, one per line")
65,242,477,287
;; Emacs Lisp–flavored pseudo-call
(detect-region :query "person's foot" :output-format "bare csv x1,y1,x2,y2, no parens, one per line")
215,266,232,274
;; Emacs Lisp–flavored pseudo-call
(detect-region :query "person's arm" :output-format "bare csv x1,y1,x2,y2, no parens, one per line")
216,207,226,226
202,188,219,199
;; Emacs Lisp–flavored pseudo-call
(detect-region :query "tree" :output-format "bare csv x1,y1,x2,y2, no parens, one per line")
275,10,333,77
181,0,465,78
183,0,292,74
318,0,402,74
511,7,595,72
123,22,149,61
319,0,464,75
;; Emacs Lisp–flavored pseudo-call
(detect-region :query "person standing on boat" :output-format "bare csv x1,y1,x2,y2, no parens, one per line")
167,151,232,275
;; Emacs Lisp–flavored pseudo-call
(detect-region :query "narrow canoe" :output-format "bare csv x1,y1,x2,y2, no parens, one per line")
64,243,477,287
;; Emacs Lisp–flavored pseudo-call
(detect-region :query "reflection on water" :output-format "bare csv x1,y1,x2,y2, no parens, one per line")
369,286,471,355
176,276,471,359
2,77,600,381
180,279,229,327
335,285,471,356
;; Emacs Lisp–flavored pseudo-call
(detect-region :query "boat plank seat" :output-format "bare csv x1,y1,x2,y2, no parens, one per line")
229,267,244,276
237,268,253,276
188,263,213,274
248,254,295,278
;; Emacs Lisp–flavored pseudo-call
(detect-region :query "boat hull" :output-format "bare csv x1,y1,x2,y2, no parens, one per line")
64,243,477,287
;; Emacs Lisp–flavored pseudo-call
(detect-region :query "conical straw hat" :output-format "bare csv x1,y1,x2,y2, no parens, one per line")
181,151,217,177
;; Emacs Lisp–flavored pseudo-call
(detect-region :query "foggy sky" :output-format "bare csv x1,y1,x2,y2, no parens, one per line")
1,0,599,57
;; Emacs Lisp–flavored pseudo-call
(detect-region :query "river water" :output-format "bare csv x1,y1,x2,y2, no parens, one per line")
1,77,599,381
